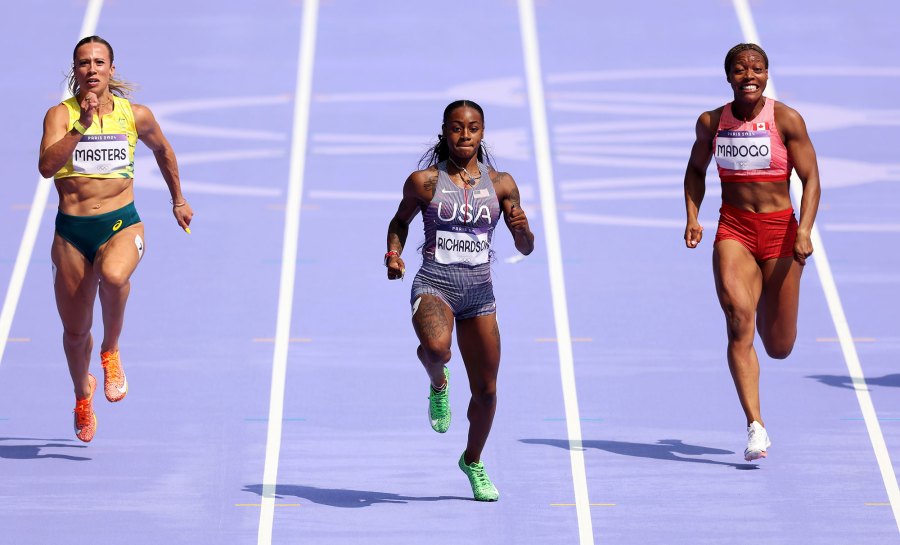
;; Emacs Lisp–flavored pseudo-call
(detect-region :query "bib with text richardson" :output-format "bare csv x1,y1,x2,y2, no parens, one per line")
435,227,490,265
72,134,130,174
715,130,772,171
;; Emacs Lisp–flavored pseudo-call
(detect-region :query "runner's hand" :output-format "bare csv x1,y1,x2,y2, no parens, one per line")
173,201,193,233
79,92,99,128
793,229,813,265
685,221,703,248
386,255,405,280
508,204,529,232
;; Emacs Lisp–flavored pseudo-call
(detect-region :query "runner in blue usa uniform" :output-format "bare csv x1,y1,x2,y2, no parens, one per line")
385,100,534,501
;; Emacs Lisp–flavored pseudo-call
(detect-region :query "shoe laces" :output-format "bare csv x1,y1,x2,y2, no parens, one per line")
74,399,92,428
102,352,122,381
467,461,492,487
747,423,766,447
429,390,449,417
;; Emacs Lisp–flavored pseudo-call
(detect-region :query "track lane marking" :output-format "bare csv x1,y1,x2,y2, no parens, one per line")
0,0,104,371
257,1,320,543
733,0,900,534
518,1,595,543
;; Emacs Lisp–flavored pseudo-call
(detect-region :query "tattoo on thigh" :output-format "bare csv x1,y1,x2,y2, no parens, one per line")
418,298,449,341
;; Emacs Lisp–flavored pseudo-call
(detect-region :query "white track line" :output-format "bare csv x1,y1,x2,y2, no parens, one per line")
257,0,319,543
733,0,900,534
517,1,594,543
0,0,104,371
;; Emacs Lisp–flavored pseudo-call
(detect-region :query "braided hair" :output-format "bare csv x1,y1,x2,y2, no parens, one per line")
724,43,769,75
418,99,496,169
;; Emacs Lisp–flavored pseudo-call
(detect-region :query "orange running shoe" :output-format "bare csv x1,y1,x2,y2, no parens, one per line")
73,374,97,443
101,350,128,402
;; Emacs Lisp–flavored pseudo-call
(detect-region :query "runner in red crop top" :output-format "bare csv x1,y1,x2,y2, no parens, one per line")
682,43,821,462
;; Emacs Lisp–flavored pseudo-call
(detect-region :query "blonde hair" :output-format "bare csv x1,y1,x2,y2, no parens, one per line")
67,35,136,98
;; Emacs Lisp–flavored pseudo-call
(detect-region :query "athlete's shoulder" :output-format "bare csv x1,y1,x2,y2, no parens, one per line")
489,169,514,185
773,100,808,139
408,165,439,185
49,97,77,117
60,95,80,108
405,165,440,201
772,100,802,121
46,102,69,116
129,102,151,118
43,103,70,126
696,106,724,138
704,105,726,124
489,169,518,201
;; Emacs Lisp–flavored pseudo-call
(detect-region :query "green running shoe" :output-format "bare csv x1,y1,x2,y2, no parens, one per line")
428,367,450,433
458,452,499,502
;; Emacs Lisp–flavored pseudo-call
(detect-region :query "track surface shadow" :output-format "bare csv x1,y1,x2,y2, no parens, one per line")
0,437,90,461
242,484,471,508
807,373,900,390
521,438,758,470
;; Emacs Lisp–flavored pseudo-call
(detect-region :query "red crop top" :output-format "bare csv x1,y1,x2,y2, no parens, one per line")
714,98,793,183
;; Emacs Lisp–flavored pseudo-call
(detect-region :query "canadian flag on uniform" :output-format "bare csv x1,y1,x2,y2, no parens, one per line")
756,122,767,131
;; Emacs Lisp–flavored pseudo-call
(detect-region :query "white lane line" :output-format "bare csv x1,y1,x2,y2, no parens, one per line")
517,1,594,543
733,0,900,534
257,0,319,543
0,0,104,371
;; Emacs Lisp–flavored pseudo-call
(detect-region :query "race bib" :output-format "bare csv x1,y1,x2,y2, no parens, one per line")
715,130,772,170
72,134,130,174
435,228,490,265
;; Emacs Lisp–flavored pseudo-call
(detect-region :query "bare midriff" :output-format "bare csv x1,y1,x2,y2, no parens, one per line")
54,177,135,216
721,179,792,214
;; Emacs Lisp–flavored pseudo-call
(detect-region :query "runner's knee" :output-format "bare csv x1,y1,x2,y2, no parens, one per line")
62,327,91,345
98,264,132,289
763,334,795,360
420,343,451,365
722,303,755,342
471,382,497,408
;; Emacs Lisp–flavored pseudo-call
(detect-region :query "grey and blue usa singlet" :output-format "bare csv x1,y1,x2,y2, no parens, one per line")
411,161,502,319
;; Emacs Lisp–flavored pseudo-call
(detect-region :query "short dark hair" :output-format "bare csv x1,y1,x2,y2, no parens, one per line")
724,43,769,74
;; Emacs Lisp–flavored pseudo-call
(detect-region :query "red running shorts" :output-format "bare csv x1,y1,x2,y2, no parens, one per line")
714,203,798,262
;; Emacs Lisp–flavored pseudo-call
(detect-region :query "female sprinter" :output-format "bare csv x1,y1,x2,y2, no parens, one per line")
38,35,193,443
683,43,821,461
385,100,535,500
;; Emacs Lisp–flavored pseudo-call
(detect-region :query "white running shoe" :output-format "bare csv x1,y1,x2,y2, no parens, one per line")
744,421,771,461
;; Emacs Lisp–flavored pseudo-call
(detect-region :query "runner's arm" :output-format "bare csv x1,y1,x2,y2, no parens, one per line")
683,112,714,248
134,104,192,231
